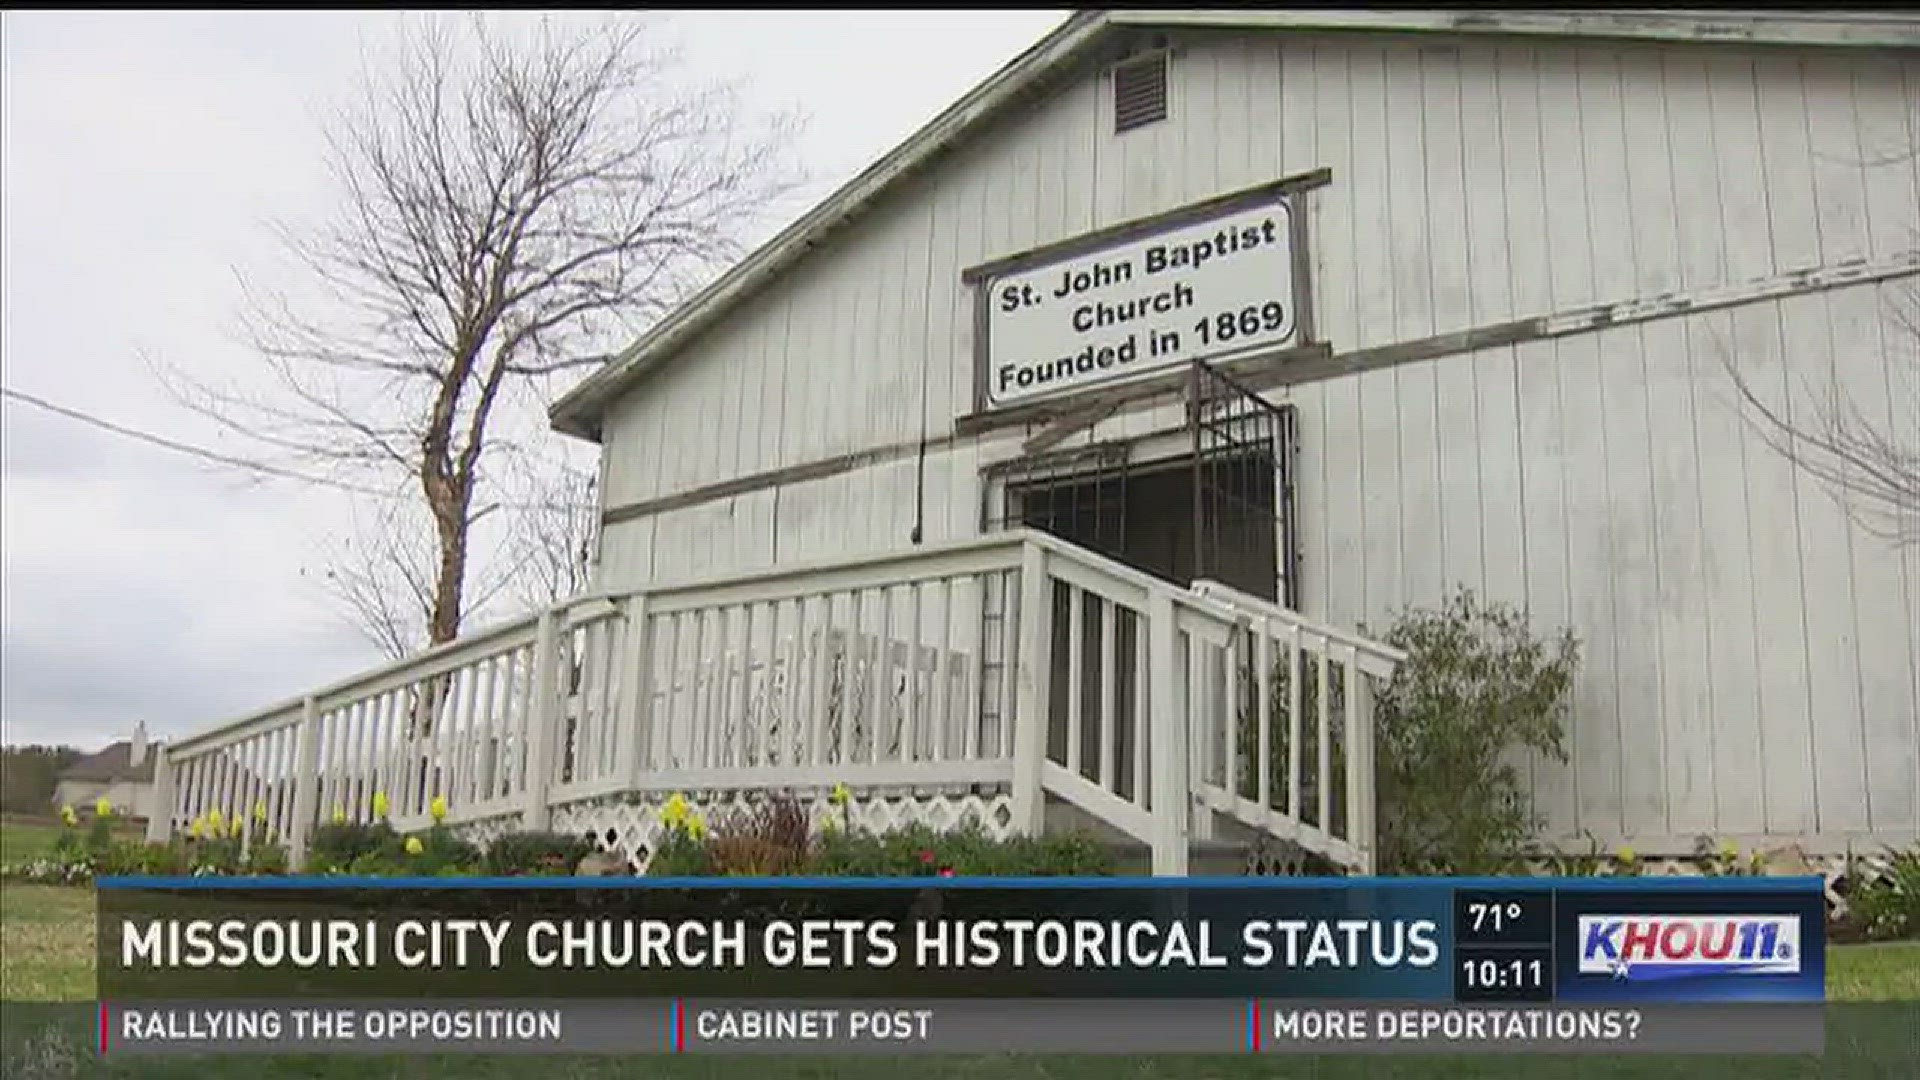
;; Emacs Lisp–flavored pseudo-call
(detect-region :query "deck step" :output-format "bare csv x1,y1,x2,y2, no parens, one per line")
1103,839,1257,877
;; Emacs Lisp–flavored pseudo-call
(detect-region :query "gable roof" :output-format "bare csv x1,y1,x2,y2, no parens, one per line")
548,8,1920,441
59,741,157,784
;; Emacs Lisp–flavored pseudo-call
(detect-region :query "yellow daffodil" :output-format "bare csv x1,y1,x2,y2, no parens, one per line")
1719,839,1739,860
207,808,225,834
60,805,78,827
331,805,348,826
429,795,448,824
187,816,204,839
830,782,852,807
405,837,425,856
253,800,268,823
372,791,391,820
685,813,707,841
660,793,690,828
1615,845,1636,866
95,797,113,819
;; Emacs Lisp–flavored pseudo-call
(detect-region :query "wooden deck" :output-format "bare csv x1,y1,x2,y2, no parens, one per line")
150,529,1405,875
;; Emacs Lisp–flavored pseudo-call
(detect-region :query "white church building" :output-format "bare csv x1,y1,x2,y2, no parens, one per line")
155,10,1919,879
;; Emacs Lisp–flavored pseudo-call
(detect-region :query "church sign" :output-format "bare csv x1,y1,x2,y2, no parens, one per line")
963,170,1325,411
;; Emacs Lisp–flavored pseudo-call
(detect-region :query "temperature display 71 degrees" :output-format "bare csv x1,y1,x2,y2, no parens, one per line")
1453,889,1553,946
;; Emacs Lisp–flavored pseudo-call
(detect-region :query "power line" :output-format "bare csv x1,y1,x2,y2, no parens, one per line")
1,385,596,513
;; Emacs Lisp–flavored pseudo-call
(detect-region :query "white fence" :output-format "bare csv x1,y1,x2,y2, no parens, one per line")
151,530,1405,874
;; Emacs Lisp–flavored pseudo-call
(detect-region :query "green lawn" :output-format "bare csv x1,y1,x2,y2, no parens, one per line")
3,883,1914,1078
0,815,67,864
1,813,145,866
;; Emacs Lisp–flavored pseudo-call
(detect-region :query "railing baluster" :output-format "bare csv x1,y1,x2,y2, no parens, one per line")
654,614,679,772
619,596,654,785
904,580,924,764
806,593,832,767
1148,592,1187,875
1066,586,1085,777
686,607,709,771
758,601,776,767
998,569,1021,760
1011,544,1050,833
600,615,622,778
1340,643,1362,849
1132,608,1149,806
734,604,755,769
217,745,238,831
521,609,561,831
1186,631,1207,837
1352,662,1378,873
870,585,891,766
781,598,805,768
1099,596,1117,791
474,654,499,807
840,589,862,767
1223,625,1240,799
1317,633,1332,832
933,577,954,763
239,736,262,850
966,576,987,762
287,698,320,864
1256,619,1274,815
1285,623,1302,821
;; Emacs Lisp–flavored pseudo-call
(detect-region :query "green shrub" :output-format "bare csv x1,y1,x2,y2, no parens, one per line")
1690,836,1770,877
328,825,481,876
406,826,481,875
245,839,291,875
1369,587,1580,875
99,840,189,876
649,826,714,877
305,821,399,873
483,831,598,877
187,836,245,875
716,819,1118,878
1847,847,1920,942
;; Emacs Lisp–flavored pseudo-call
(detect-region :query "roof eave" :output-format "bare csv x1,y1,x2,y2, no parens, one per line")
1117,9,1920,48
548,8,1114,442
548,7,1920,441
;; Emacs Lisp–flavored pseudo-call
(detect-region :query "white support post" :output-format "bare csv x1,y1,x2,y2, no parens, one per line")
286,696,321,866
144,745,173,843
1148,591,1189,876
1009,542,1052,836
521,609,563,831
621,593,655,787
1349,663,1376,875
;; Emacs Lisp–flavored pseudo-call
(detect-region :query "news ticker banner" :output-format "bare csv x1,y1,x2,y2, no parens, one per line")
95,875,1825,1056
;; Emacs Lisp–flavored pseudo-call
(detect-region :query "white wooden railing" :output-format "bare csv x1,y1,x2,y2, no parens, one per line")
150,529,1405,874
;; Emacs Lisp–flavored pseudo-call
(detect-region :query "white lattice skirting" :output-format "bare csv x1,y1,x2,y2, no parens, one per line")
548,786,1016,871
447,813,528,856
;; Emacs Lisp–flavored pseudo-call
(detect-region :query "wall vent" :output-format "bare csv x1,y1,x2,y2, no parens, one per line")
1112,51,1168,134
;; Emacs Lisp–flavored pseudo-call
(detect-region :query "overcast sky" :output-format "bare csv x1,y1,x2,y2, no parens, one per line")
1,10,1070,751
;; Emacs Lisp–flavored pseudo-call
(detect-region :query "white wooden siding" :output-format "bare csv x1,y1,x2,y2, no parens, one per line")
591,31,1920,848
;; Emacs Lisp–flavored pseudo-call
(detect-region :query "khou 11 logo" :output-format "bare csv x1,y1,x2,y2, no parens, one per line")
1576,915,1801,982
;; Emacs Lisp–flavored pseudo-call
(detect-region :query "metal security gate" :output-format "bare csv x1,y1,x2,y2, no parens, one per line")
1188,359,1299,609
984,442,1133,564
984,364,1298,611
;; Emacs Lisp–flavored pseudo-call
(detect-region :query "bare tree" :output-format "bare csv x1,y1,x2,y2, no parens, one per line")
165,14,799,648
1719,129,1920,550
1721,277,1919,548
499,456,600,611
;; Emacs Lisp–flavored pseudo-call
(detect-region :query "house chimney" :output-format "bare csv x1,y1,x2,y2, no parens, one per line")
130,721,148,768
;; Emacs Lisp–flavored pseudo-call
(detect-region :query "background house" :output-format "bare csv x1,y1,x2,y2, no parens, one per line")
53,721,161,819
